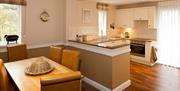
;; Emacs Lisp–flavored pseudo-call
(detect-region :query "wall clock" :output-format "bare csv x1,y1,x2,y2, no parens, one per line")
40,10,50,22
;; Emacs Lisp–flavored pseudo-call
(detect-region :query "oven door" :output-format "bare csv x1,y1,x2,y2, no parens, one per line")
130,43,145,57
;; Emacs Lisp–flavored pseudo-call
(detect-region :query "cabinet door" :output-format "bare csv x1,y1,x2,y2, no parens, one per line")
147,6,157,29
116,9,133,28
133,7,148,20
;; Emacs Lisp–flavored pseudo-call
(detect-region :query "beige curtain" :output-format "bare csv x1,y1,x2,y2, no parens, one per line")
96,2,108,11
0,0,27,6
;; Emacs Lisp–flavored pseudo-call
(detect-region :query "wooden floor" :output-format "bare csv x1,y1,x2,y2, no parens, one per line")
82,81,100,91
125,62,180,91
83,61,180,91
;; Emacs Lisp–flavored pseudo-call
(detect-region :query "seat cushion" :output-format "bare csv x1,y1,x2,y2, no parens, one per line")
41,71,81,91
41,71,81,85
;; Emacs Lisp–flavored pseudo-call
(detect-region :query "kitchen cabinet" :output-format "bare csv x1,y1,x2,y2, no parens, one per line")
116,6,157,29
147,6,157,29
116,8,134,28
133,7,148,20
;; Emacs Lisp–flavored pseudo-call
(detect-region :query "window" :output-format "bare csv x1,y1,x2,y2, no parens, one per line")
98,10,107,37
0,4,21,44
158,1,180,67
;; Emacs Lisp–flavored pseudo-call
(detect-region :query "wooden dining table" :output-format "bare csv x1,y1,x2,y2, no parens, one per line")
5,56,74,91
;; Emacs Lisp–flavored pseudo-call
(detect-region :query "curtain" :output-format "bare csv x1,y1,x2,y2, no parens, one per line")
97,2,108,11
98,10,107,36
97,2,108,37
158,0,180,67
0,0,27,6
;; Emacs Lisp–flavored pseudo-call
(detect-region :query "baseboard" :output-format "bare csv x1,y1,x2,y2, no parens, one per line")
27,42,64,49
113,80,131,91
82,77,131,91
131,58,155,66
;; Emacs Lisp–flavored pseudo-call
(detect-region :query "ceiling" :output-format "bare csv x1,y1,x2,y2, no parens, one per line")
96,0,163,5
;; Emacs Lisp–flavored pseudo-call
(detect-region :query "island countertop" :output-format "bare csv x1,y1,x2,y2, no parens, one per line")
68,39,131,57
68,39,130,49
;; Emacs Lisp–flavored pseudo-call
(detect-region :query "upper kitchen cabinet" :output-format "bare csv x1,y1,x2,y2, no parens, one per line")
116,6,157,29
147,6,157,29
116,8,134,28
133,6,157,29
133,7,148,20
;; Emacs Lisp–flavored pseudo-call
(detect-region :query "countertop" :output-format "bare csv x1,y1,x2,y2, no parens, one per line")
69,39,130,49
130,38,156,42
69,37,155,49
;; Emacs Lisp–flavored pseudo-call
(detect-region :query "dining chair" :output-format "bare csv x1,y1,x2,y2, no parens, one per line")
0,59,9,91
61,49,80,71
41,71,81,91
48,46,62,64
7,44,28,62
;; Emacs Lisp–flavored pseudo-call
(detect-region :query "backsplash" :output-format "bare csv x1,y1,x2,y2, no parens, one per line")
107,20,157,40
78,26,98,40
133,20,157,40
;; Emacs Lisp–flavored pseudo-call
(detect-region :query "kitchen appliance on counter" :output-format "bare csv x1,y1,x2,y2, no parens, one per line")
76,34,87,42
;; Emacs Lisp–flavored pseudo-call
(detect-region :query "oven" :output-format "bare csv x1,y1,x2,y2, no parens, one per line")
130,41,145,57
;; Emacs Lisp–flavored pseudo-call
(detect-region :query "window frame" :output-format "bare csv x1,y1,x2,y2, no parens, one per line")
98,10,107,37
0,4,22,45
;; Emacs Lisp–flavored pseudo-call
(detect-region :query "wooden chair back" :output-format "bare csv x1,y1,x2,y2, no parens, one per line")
48,46,62,64
0,59,9,91
7,44,28,62
61,50,80,71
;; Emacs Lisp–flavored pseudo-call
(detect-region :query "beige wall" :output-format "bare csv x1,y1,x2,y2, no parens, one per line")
22,0,66,46
66,0,99,41
0,0,66,52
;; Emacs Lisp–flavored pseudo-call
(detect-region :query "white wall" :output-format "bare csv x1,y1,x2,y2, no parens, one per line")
66,0,98,41
22,0,66,46
66,0,119,41
133,20,157,40
107,5,117,37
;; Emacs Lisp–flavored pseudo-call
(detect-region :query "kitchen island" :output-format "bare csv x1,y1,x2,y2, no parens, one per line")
67,39,131,91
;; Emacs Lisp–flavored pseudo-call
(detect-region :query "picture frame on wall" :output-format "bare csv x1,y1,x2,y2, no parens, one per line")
82,9,92,24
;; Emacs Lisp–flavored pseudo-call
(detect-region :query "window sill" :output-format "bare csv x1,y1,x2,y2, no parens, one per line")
0,42,21,47
0,42,8,47
0,42,22,53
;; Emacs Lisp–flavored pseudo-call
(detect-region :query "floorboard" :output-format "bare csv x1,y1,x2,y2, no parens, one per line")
125,62,180,91
83,61,180,91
